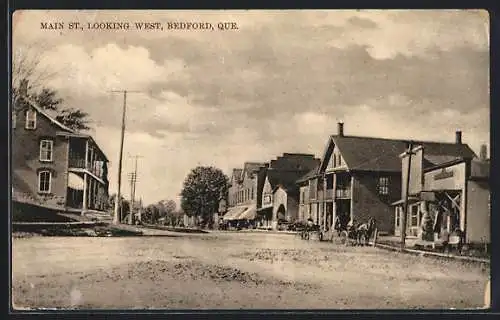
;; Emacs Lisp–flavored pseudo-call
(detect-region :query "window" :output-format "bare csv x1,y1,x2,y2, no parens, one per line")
395,207,401,228
410,205,419,227
338,155,342,166
12,112,16,129
25,109,37,129
39,140,54,162
38,171,52,193
378,177,389,195
251,187,254,200
326,174,334,189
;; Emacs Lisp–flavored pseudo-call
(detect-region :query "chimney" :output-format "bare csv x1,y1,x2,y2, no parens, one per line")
455,130,462,144
338,122,344,136
480,144,488,161
19,79,29,97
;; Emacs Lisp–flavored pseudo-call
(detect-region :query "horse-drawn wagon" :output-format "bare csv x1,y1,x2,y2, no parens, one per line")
337,217,376,246
299,217,376,246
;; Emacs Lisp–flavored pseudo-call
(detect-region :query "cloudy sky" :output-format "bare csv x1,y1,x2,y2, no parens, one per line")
12,10,489,206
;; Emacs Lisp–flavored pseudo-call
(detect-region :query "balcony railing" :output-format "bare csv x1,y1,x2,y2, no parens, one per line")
69,157,86,168
336,188,351,199
69,157,105,180
324,189,334,200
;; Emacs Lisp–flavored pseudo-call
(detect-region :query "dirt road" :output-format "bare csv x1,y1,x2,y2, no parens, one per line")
12,232,489,309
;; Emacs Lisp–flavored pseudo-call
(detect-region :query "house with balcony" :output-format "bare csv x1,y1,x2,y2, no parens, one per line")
393,138,487,246
297,122,477,236
12,92,109,218
257,153,320,229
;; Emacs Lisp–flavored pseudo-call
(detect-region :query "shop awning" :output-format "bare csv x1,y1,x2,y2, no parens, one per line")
67,172,85,190
236,207,257,220
223,206,248,221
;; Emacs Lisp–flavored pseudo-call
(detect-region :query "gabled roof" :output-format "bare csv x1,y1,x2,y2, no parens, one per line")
319,134,477,173
21,96,75,133
18,96,110,162
231,168,243,183
241,162,267,180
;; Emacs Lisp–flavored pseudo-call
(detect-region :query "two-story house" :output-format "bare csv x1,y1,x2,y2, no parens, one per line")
12,89,110,218
298,122,476,236
393,136,487,246
224,162,268,225
258,153,320,229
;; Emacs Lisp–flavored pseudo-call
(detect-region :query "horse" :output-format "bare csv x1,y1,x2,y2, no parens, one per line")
356,217,376,246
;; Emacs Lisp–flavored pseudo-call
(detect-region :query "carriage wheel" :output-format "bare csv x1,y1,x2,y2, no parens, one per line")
340,231,348,246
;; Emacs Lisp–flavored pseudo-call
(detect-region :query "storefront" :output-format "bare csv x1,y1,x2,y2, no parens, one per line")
393,158,489,245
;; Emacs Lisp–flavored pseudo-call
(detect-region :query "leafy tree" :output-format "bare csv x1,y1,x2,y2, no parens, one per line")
180,166,229,228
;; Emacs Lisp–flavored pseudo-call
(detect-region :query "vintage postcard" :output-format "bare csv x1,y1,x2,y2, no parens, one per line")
11,9,490,310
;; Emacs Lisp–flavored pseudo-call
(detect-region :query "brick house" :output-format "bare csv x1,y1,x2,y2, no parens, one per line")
393,137,486,245
12,93,109,216
257,153,320,229
297,122,476,236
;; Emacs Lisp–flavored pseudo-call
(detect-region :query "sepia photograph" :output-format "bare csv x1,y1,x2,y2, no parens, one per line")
10,9,490,310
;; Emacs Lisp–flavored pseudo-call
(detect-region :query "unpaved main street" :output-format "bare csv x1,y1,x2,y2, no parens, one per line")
12,232,489,309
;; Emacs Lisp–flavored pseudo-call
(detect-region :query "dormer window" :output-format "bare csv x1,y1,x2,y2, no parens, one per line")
25,109,37,129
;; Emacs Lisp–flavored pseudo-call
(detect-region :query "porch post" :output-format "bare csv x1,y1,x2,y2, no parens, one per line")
323,176,327,230
332,173,337,228
84,139,89,170
82,173,88,214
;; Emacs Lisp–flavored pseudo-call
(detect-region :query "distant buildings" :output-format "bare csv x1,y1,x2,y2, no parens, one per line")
12,84,109,217
224,162,267,226
224,154,319,229
258,154,320,229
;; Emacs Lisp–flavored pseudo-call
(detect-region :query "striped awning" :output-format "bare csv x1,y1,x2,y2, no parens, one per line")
223,206,248,221
236,207,257,220
67,172,85,191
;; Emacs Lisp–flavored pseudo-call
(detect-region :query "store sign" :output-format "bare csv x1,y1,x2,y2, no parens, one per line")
434,168,454,181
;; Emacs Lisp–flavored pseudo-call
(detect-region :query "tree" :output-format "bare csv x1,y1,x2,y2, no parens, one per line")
180,166,229,229
12,45,91,131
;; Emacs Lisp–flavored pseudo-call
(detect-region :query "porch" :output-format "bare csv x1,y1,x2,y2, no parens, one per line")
66,171,108,213
393,190,463,242
66,135,108,183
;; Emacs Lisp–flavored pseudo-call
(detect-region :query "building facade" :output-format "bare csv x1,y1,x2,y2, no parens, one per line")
393,141,488,245
224,162,268,224
297,123,477,236
12,94,109,215
258,153,320,229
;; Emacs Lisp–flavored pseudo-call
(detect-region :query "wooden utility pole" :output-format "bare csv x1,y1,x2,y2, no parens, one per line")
401,141,414,251
109,90,142,224
128,155,142,225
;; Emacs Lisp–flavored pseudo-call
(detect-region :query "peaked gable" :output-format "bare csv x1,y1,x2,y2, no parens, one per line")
319,134,477,173
19,97,75,133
